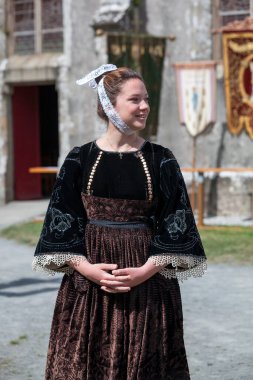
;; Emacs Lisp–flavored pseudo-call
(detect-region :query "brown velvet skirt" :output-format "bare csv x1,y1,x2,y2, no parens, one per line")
45,195,190,380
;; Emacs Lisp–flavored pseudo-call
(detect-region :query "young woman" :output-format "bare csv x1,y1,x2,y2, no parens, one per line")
33,64,207,380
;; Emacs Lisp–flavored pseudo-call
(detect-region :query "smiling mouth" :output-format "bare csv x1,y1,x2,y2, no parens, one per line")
136,114,147,120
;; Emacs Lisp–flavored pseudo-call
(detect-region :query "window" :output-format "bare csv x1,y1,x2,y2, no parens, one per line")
219,0,250,25
7,0,63,55
41,0,63,52
212,0,252,60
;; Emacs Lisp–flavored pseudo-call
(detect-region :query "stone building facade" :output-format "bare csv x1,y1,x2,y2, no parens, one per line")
0,0,252,220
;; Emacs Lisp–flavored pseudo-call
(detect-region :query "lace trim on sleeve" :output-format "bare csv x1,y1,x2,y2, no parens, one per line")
32,253,87,276
148,254,207,282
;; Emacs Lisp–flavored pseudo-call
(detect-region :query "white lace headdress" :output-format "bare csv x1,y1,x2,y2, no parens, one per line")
76,64,134,135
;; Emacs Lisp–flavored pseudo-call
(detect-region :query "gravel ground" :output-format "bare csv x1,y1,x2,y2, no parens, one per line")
0,200,48,230
0,237,253,380
181,265,253,380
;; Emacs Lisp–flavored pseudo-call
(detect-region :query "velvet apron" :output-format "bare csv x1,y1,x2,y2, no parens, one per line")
45,194,190,380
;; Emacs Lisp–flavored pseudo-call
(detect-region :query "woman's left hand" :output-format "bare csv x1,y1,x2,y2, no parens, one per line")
100,260,164,293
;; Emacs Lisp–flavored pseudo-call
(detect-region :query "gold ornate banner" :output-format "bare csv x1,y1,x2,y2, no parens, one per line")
223,32,253,139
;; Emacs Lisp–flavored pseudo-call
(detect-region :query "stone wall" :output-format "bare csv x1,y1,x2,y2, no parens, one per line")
57,0,100,164
0,0,252,217
145,0,252,217
51,0,253,217
68,0,99,146
0,0,4,60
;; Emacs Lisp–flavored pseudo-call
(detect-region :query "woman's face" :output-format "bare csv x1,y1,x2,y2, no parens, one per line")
114,78,150,131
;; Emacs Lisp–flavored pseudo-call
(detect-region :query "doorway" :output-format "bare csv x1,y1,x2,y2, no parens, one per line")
12,84,59,200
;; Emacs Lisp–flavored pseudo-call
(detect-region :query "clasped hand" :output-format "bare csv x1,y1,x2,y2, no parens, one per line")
100,265,149,293
82,262,151,294
73,260,161,294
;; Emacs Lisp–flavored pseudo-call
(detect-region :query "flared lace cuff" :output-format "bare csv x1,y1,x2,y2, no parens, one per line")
32,253,87,276
148,254,207,282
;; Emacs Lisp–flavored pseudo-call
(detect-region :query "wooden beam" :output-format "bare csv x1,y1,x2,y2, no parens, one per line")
212,0,222,60
29,167,58,174
34,0,42,53
182,167,253,173
6,0,14,56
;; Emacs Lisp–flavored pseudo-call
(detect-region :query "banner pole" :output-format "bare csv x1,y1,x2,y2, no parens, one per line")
191,136,197,211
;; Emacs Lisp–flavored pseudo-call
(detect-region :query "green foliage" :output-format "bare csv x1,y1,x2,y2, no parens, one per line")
131,0,141,7
9,335,28,346
1,222,253,264
199,227,253,264
0,222,42,246
0,358,12,368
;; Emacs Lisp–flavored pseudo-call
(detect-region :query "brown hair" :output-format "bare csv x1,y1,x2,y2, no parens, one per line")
97,67,144,123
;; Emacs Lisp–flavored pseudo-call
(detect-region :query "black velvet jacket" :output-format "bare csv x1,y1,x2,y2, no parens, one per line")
33,141,207,280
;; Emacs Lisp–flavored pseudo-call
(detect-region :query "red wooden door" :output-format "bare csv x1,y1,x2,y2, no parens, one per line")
13,86,42,199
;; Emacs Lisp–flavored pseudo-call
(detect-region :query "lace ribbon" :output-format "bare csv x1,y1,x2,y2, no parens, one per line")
148,254,207,282
97,77,134,135
76,63,134,135
32,254,87,276
76,64,117,88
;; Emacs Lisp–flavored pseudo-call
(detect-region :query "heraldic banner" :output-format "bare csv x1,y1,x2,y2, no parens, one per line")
173,61,216,137
223,31,253,140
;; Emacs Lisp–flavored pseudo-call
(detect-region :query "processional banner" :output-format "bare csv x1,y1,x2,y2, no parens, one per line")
108,33,166,139
173,62,217,137
223,31,253,140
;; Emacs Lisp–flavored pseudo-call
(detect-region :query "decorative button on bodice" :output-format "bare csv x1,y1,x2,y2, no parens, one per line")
86,150,153,201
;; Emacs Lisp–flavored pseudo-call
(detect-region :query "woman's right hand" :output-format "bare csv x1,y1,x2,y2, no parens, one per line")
69,260,131,293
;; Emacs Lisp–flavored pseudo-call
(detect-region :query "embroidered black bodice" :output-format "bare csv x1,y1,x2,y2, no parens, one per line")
33,141,207,281
84,141,154,201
